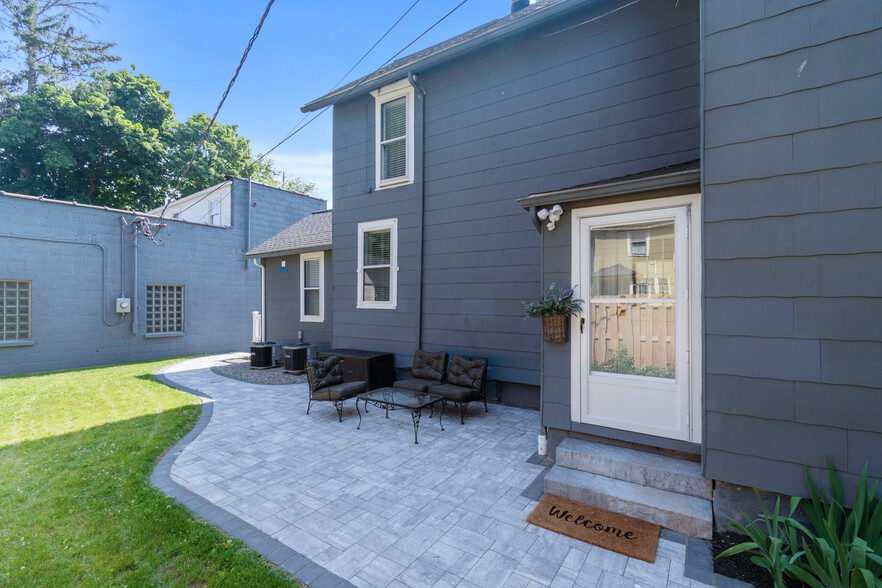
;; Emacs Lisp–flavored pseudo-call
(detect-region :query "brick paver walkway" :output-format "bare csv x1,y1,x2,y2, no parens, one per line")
158,355,711,588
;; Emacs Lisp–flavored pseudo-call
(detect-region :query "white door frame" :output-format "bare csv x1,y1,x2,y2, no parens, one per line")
569,193,702,443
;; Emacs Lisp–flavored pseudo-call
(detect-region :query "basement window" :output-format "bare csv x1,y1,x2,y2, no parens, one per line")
0,280,31,345
146,284,184,336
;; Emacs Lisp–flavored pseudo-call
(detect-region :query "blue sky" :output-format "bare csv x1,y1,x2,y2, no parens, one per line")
77,0,511,203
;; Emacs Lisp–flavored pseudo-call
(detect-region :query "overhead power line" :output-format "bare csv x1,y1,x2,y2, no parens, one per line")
252,0,471,168
159,0,276,221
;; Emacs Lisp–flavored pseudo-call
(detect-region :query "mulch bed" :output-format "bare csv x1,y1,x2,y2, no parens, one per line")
713,531,808,588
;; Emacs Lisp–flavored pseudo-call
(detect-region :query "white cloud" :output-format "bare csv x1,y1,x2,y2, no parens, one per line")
265,151,333,206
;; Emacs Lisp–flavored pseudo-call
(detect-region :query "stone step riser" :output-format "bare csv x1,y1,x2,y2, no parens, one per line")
555,438,713,501
545,466,713,539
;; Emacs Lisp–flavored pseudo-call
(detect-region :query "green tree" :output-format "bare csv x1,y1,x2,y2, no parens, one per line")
0,0,119,95
166,112,275,197
0,68,173,208
272,168,316,195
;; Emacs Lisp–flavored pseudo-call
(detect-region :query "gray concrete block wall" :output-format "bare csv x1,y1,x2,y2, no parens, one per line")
0,183,322,376
702,0,882,498
331,0,700,397
263,252,333,349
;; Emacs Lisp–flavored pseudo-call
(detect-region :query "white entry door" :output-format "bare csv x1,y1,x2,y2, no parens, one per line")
575,204,693,441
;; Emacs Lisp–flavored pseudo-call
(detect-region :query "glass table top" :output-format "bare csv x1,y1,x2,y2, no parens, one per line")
358,387,443,409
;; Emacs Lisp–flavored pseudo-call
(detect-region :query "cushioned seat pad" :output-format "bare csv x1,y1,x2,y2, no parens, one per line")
311,380,366,401
427,383,482,403
393,378,438,392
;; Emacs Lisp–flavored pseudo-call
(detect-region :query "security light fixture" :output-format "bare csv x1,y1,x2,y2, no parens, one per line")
537,205,564,231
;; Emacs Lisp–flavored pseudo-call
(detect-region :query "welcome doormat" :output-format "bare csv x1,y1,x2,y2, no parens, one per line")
527,494,660,563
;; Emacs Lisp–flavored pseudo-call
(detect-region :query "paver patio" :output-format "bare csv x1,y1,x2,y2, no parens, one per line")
157,355,713,588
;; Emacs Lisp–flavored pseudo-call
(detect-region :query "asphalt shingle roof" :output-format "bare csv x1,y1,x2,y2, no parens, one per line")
246,210,331,257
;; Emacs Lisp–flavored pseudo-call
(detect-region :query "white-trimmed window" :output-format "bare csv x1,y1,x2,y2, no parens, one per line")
146,284,184,335
372,79,414,189
357,219,398,309
300,252,324,322
209,200,221,226
1,280,31,343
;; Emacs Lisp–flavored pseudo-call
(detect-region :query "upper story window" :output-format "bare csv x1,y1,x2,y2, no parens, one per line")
357,219,398,309
301,252,324,322
1,280,31,343
372,79,414,189
209,200,221,226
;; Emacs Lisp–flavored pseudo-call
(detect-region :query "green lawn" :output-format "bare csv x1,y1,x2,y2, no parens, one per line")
0,358,298,587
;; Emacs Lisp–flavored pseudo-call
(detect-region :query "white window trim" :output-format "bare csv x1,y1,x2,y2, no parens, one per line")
209,199,221,226
300,251,325,322
371,79,414,190
357,218,398,309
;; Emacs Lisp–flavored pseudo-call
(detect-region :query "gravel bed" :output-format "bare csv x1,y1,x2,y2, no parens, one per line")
211,354,308,385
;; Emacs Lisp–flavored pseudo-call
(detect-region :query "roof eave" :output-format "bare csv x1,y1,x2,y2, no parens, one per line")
244,243,332,259
517,169,701,209
301,0,594,113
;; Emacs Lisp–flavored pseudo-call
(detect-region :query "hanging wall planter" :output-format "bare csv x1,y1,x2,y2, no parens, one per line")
523,283,583,344
541,314,569,343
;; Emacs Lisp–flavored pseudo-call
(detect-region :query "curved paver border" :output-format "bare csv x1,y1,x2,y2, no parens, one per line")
151,361,355,588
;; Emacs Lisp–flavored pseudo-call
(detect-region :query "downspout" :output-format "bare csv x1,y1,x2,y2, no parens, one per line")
407,71,426,350
132,226,139,335
252,258,266,342
246,178,253,269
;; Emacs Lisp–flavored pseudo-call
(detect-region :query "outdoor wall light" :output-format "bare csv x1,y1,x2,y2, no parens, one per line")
537,205,564,231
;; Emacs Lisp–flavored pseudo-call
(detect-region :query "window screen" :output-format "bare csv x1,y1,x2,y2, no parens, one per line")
146,284,184,334
380,97,407,180
363,229,391,302
303,258,321,317
1,280,30,342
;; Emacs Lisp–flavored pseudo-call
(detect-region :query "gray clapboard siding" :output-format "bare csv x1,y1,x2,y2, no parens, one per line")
702,0,882,494
330,0,699,396
263,252,333,349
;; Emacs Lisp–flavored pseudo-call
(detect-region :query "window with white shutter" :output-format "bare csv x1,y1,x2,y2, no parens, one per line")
209,200,221,225
357,219,398,309
300,252,324,322
1,280,31,343
372,80,414,189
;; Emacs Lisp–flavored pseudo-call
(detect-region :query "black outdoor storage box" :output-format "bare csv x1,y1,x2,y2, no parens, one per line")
318,348,394,391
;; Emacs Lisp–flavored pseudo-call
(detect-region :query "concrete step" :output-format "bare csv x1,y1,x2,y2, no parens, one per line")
555,437,713,501
544,465,713,539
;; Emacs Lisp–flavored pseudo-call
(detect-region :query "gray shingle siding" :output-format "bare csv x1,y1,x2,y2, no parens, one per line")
263,252,333,349
330,0,700,394
702,0,882,493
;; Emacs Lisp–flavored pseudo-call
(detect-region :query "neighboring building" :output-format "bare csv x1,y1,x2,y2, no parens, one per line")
245,210,334,350
301,0,881,535
150,181,233,226
0,178,326,376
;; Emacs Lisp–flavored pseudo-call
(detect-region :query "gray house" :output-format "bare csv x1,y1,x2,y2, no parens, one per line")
301,0,882,537
0,177,325,376
245,210,334,350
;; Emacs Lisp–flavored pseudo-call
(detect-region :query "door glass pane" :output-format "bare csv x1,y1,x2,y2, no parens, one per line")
590,302,675,378
590,222,675,298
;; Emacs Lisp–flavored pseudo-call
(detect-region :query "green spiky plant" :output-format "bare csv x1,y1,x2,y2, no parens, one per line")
716,459,882,588
523,283,583,318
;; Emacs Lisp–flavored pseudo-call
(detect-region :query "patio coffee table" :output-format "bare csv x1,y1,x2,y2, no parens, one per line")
356,387,444,444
